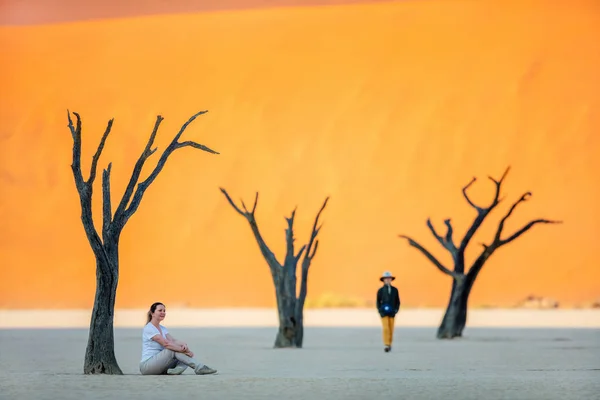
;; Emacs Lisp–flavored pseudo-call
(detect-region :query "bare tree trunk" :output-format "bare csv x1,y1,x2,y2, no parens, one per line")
437,279,469,339
274,268,300,348
293,264,309,347
84,247,121,374
293,310,305,348
274,294,297,347
274,295,306,348
456,299,468,336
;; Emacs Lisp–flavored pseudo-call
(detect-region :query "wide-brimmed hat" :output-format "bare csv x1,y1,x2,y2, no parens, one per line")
380,271,395,281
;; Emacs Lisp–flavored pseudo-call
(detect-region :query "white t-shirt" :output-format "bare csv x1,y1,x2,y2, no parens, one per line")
141,322,169,362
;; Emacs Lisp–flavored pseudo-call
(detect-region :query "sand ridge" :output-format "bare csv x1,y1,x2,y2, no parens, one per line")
1,309,600,329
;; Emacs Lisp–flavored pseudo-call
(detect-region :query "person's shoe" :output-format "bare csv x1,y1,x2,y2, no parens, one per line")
167,365,187,375
195,365,217,375
384,346,391,353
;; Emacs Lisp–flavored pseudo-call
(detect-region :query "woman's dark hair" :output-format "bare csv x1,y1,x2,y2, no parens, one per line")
147,302,165,324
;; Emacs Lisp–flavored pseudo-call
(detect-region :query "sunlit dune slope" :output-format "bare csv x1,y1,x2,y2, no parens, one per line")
0,0,599,309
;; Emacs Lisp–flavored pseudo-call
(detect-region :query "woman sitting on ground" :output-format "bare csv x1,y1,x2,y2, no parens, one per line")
139,302,217,375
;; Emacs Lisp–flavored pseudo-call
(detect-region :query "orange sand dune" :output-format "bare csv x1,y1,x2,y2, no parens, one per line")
0,0,599,309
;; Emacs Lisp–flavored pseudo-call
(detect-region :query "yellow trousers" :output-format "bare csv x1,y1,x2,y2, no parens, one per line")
381,316,395,346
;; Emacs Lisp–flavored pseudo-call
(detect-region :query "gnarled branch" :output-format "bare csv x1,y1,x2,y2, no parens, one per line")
67,110,86,192
112,115,164,222
89,119,114,185
67,110,108,248
220,188,281,276
499,219,561,245
398,235,460,279
303,197,329,265
240,192,259,216
427,218,457,253
487,166,510,204
120,111,218,223
68,109,216,244
284,209,301,265
220,188,258,218
102,163,113,241
462,166,509,212
427,219,445,246
461,177,479,211
458,166,510,253
295,245,307,262
488,191,562,248
443,219,455,247
66,112,117,275
492,191,530,244
174,140,218,153
296,197,329,313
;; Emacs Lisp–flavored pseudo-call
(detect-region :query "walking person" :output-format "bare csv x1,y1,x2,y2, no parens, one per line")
376,271,401,352
139,302,218,375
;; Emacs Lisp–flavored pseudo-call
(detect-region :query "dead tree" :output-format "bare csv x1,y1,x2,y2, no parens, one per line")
220,189,328,348
67,110,218,374
399,167,560,339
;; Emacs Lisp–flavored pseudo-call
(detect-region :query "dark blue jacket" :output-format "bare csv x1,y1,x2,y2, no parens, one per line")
377,285,400,317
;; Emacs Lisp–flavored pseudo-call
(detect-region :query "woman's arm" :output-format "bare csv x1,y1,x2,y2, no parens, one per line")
165,333,185,346
166,334,189,352
167,333,188,350
151,334,185,352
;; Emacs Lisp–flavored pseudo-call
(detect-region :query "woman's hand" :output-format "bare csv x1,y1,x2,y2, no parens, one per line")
180,343,189,352
184,350,194,358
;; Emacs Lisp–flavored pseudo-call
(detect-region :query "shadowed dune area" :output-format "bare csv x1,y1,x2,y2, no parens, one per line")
0,0,396,25
0,0,599,309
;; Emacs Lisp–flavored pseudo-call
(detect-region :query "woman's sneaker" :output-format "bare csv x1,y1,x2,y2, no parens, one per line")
195,365,217,375
167,365,187,375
